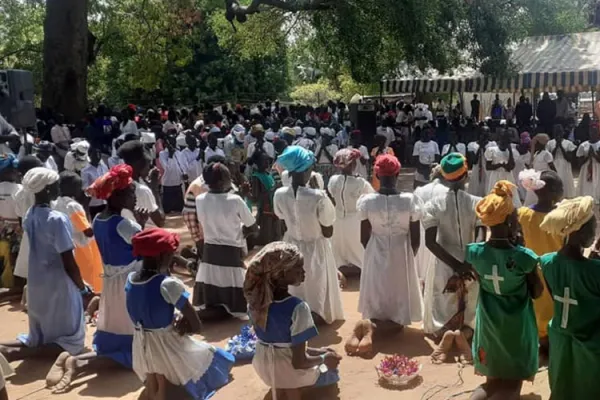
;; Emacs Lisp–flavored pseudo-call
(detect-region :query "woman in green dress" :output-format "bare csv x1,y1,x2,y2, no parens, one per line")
466,180,543,400
539,196,600,400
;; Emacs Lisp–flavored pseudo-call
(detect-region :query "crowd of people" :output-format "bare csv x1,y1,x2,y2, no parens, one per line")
0,94,598,400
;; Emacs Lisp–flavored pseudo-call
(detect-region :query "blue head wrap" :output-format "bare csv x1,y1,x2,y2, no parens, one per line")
276,145,315,173
0,153,18,172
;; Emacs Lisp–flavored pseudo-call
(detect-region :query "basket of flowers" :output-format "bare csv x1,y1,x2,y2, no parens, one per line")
226,325,257,361
376,354,422,387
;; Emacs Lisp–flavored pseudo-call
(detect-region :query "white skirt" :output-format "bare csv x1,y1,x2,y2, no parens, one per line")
98,261,142,335
286,236,344,324
132,326,215,385
253,342,320,389
331,213,364,269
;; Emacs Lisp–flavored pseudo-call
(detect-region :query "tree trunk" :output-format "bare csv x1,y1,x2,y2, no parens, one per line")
42,0,88,122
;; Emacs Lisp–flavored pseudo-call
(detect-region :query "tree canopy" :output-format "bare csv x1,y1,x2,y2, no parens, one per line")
0,0,596,118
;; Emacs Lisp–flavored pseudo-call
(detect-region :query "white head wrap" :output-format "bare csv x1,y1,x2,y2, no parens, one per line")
265,130,275,141
140,131,156,144
22,167,59,194
232,124,246,141
304,127,317,137
293,126,302,137
519,169,546,192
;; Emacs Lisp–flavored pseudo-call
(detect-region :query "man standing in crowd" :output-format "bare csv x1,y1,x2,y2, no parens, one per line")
470,94,480,122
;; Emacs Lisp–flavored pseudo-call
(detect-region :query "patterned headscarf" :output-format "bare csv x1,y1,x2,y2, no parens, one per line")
333,148,361,169
540,196,595,237
519,169,546,192
244,242,304,330
476,180,516,227
374,154,400,177
86,164,133,200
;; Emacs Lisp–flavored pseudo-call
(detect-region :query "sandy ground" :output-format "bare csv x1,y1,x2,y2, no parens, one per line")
0,170,553,400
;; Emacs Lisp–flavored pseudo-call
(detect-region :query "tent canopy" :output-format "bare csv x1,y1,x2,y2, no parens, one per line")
384,32,600,94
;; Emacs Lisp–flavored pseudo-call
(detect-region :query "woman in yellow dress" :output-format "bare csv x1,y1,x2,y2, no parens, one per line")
54,171,104,292
517,169,564,352
370,134,395,191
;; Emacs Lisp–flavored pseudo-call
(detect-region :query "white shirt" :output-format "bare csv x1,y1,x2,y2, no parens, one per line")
441,143,466,157
376,127,395,147
181,148,202,181
159,150,186,187
50,125,71,157
531,149,554,172
121,179,160,227
81,162,109,207
120,120,138,136
204,147,225,163
413,140,440,165
247,141,275,160
316,144,338,164
0,181,21,221
64,151,89,173
196,192,255,248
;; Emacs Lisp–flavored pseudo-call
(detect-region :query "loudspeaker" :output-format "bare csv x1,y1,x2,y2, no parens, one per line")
356,103,377,148
0,69,36,129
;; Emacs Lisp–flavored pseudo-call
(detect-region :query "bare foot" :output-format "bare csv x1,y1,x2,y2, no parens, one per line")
345,320,364,356
357,320,374,356
52,356,76,393
337,270,347,289
431,330,455,364
454,330,473,365
46,351,70,387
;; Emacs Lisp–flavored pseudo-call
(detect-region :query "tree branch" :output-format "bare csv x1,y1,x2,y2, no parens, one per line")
226,0,335,23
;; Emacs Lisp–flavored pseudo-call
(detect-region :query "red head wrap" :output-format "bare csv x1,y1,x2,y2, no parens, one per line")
86,164,133,200
351,129,362,136
132,228,180,258
374,154,401,177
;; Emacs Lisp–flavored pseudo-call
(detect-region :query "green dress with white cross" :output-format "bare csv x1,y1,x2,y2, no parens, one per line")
541,252,600,400
466,242,539,380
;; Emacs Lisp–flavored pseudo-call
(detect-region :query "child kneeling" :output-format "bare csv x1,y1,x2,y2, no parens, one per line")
126,228,234,400
244,242,342,400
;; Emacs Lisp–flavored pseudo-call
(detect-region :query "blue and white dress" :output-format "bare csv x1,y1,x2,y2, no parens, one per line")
125,273,234,399
92,214,142,368
18,206,85,354
252,296,339,389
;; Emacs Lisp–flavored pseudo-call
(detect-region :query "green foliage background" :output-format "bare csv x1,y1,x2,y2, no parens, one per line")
0,0,595,108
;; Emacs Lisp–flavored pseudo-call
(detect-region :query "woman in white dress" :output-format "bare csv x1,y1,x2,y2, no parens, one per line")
576,127,600,202
467,127,496,197
328,149,374,278
524,134,556,206
273,146,344,325
414,165,448,282
547,125,576,199
412,128,440,188
441,131,466,157
484,131,521,207
513,132,531,201
345,154,423,357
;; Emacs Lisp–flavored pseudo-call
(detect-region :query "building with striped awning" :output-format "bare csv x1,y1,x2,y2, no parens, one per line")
383,32,600,94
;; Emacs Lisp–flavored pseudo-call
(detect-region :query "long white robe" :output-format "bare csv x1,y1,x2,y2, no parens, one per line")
547,139,576,198
484,146,522,208
357,193,423,325
273,186,344,324
327,175,374,269
422,189,481,335
576,141,600,203
467,141,496,197
414,180,449,281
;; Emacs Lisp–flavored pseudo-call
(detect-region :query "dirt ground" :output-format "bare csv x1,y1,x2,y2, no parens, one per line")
1,170,552,400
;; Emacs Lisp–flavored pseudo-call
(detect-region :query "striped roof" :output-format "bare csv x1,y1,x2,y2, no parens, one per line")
383,32,600,93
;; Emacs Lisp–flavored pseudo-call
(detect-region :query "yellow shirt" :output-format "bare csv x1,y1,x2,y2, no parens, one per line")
518,206,564,338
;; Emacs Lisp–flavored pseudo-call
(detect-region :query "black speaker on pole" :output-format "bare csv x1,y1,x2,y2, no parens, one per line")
0,69,36,130
356,103,377,149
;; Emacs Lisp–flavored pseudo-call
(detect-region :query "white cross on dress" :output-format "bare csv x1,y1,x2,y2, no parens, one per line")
484,265,505,295
554,287,578,329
